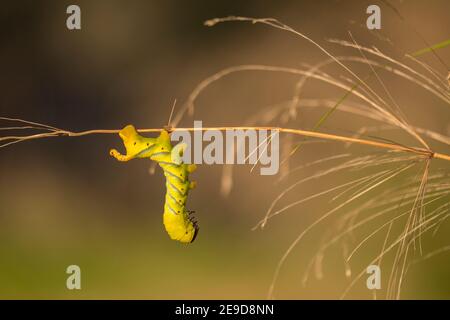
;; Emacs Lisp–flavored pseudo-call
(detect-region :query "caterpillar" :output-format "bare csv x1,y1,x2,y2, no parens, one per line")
109,125,199,244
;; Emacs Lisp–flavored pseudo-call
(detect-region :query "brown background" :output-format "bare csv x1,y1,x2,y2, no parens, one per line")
0,0,449,298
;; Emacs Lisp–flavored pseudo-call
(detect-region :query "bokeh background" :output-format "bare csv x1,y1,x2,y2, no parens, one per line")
0,0,449,299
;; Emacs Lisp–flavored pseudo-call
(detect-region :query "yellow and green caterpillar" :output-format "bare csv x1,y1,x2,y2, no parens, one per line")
109,125,199,243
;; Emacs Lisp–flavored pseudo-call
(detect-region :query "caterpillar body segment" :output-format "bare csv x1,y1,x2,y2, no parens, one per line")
110,125,199,243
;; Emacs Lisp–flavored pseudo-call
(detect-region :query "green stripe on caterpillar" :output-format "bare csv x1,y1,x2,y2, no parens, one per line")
109,125,199,244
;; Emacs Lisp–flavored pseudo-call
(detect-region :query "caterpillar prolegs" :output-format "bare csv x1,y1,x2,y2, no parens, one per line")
110,125,199,243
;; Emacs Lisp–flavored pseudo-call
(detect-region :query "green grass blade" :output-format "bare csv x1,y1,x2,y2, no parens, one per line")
411,39,450,57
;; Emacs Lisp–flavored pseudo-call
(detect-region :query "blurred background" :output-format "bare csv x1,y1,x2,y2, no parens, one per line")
0,0,449,299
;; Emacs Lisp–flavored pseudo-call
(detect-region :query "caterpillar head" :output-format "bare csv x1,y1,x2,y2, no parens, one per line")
182,218,199,244
187,211,199,243
163,210,199,244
